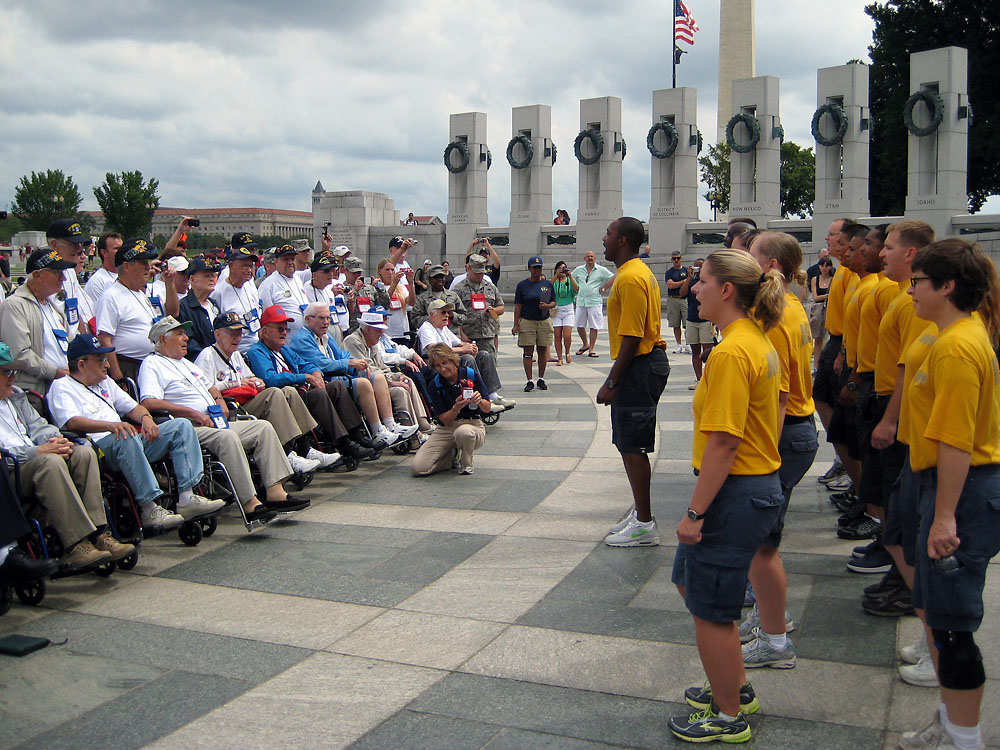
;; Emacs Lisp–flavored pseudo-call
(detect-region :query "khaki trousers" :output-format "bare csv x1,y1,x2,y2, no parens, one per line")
243,386,317,446
389,381,427,424
20,447,103,547
410,418,485,476
195,421,292,504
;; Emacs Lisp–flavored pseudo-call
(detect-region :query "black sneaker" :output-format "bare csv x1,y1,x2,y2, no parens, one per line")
684,681,759,714
837,503,866,525
852,538,882,558
846,545,893,574
340,439,375,459
837,515,881,540
829,489,856,503
864,567,904,597
834,494,862,514
524,380,534,392
863,586,915,617
536,378,547,390
669,704,751,744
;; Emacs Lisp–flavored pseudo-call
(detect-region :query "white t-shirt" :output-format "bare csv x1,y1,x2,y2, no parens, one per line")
85,267,118,307
34,299,70,370
95,282,159,359
48,375,136,441
211,279,261,353
417,320,460,354
138,353,216,413
50,267,95,334
194,345,253,391
258,272,308,334
0,399,34,450
293,268,312,286
376,280,409,338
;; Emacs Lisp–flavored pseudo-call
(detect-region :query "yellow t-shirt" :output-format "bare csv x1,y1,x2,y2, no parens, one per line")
898,322,937,446
607,257,664,359
692,318,781,475
764,293,814,418
825,265,855,336
843,273,878,370
907,316,1000,471
874,281,919,396
857,274,900,374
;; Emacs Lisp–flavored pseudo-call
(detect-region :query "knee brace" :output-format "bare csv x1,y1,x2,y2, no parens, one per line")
523,352,534,359
932,629,986,690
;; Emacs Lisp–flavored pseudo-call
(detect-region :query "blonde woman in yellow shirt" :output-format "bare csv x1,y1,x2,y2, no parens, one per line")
669,249,785,744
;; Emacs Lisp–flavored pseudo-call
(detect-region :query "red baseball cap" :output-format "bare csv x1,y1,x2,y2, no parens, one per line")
260,305,294,326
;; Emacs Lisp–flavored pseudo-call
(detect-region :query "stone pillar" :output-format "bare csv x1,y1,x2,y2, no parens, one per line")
717,0,755,143
904,47,969,238
507,105,554,273
446,112,489,263
728,76,780,225
812,63,870,247
649,87,699,256
575,96,624,258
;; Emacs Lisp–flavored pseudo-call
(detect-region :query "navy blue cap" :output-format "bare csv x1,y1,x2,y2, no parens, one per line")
527,255,543,268
212,311,247,330
187,257,221,275
115,238,158,265
27,248,76,272
225,245,259,263
46,218,91,244
231,232,257,249
67,335,115,362
275,243,297,258
310,252,338,272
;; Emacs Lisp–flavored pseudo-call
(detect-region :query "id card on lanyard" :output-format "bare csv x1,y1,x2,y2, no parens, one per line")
244,308,262,333
389,294,403,310
470,293,487,311
64,297,79,326
53,329,69,353
149,295,165,320
356,296,372,313
207,404,229,429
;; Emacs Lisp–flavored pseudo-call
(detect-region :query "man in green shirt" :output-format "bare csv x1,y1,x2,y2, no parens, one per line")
570,250,615,357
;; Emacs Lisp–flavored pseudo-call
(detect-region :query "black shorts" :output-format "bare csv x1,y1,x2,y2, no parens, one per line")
855,377,885,506
826,368,861,459
812,334,842,407
611,347,670,454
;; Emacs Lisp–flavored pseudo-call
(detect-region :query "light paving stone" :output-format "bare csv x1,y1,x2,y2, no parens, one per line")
470,454,580,471
329,610,508,670
301,502,524,536
887,679,1000,747
533,472,636,517
146,653,445,750
460,625,705,702
71,577,382,649
398,536,593,622
503,514,612,542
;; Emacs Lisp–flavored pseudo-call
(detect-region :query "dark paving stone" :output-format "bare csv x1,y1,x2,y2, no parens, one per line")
221,565,421,607
781,552,854,578
518,599,696,645
348,710,500,750
274,541,402,576
544,545,672,606
367,532,493,584
0,611,118,673
558,407,598,421
68,619,312,683
264,521,430,548
485,727,631,749
477,478,565,513
795,595,896,667
159,535,302,584
7,670,247,750
408,673,682,749
501,407,564,422
811,571,879,600
751,714,884,749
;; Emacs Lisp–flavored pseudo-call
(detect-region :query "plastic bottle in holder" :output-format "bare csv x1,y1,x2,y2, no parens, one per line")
461,379,475,401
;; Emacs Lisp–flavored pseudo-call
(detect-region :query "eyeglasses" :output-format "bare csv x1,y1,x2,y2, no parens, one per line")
909,276,932,287
307,315,331,322
1,369,20,378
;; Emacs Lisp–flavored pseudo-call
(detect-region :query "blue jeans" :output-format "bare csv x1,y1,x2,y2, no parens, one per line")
97,419,204,506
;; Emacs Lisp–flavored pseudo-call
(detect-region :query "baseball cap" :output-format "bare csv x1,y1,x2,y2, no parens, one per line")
422,258,431,265
187,257,220,275
344,257,364,274
359,311,388,330
116,238,159,265
148,316,193,343
389,236,405,249
46,218,91,244
331,245,351,258
275,243,297,258
212,311,247,330
225,245,259,262
467,255,488,272
0,343,25,370
231,232,257,250
310,253,338,272
27,247,76,273
261,248,277,263
427,299,454,313
428,264,446,277
260,305,294,326
66,335,115,362
167,255,190,273
527,256,543,268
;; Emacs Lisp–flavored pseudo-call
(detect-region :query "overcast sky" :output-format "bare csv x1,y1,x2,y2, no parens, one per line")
2,0,903,224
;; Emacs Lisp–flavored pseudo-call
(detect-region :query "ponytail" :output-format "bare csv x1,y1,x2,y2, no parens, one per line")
753,270,787,332
704,250,787,332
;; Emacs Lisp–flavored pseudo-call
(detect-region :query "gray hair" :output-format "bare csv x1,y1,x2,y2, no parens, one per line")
304,301,328,317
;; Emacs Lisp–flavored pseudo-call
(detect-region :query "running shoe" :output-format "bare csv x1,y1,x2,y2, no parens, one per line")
669,705,751,744
899,654,938,687
738,605,796,643
604,518,659,547
742,636,797,668
684,681,759,714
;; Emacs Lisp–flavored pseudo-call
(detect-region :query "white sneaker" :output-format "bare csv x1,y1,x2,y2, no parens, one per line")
826,474,854,492
390,422,419,439
608,505,636,534
490,402,505,413
372,428,401,448
899,653,939,687
141,503,184,531
452,449,462,469
176,494,226,520
492,396,516,408
287,451,322,474
900,635,930,665
459,465,474,475
604,517,660,547
306,447,341,469
681,344,692,354
899,710,946,750
417,432,429,445
673,345,685,354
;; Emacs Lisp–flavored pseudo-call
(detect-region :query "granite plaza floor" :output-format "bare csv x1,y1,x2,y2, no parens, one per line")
1,341,998,749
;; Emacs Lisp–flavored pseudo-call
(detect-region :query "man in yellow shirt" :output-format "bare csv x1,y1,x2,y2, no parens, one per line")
596,217,669,547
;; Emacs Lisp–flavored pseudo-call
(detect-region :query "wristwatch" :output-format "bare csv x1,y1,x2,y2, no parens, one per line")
604,378,618,389
686,508,706,521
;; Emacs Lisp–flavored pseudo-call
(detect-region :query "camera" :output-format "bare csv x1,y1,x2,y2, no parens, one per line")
187,218,201,227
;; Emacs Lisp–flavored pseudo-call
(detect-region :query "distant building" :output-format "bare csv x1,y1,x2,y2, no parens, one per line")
83,207,314,240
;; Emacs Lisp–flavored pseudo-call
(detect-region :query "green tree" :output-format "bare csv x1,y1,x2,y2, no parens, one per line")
0,213,25,244
699,141,816,219
93,171,160,238
866,0,1000,214
11,169,92,232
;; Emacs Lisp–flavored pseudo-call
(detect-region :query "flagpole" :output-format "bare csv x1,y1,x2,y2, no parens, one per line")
672,20,677,88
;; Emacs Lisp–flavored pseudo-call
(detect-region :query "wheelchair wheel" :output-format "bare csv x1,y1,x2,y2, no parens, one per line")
117,551,139,571
342,455,359,472
481,411,501,426
178,521,203,547
367,449,382,461
288,471,315,491
391,437,413,455
200,516,218,538
94,560,116,577
0,585,11,616
15,579,45,606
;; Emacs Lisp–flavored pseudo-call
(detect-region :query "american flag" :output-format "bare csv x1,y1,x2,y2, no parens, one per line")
674,0,700,46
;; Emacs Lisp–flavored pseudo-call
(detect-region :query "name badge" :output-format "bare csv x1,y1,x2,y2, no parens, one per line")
329,304,339,323
334,296,348,316
207,404,229,429
53,329,69,353
244,308,262,333
356,296,372,313
149,295,165,319
299,303,308,315
389,294,402,310
65,297,79,326
471,293,487,311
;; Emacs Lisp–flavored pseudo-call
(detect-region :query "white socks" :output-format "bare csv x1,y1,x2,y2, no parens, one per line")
763,631,787,649
177,488,194,507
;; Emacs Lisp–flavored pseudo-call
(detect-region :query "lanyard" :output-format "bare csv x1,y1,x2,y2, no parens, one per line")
155,353,215,407
232,283,256,316
125,286,158,322
0,402,32,447
211,345,243,378
281,275,307,304
306,284,331,304
36,300,66,334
